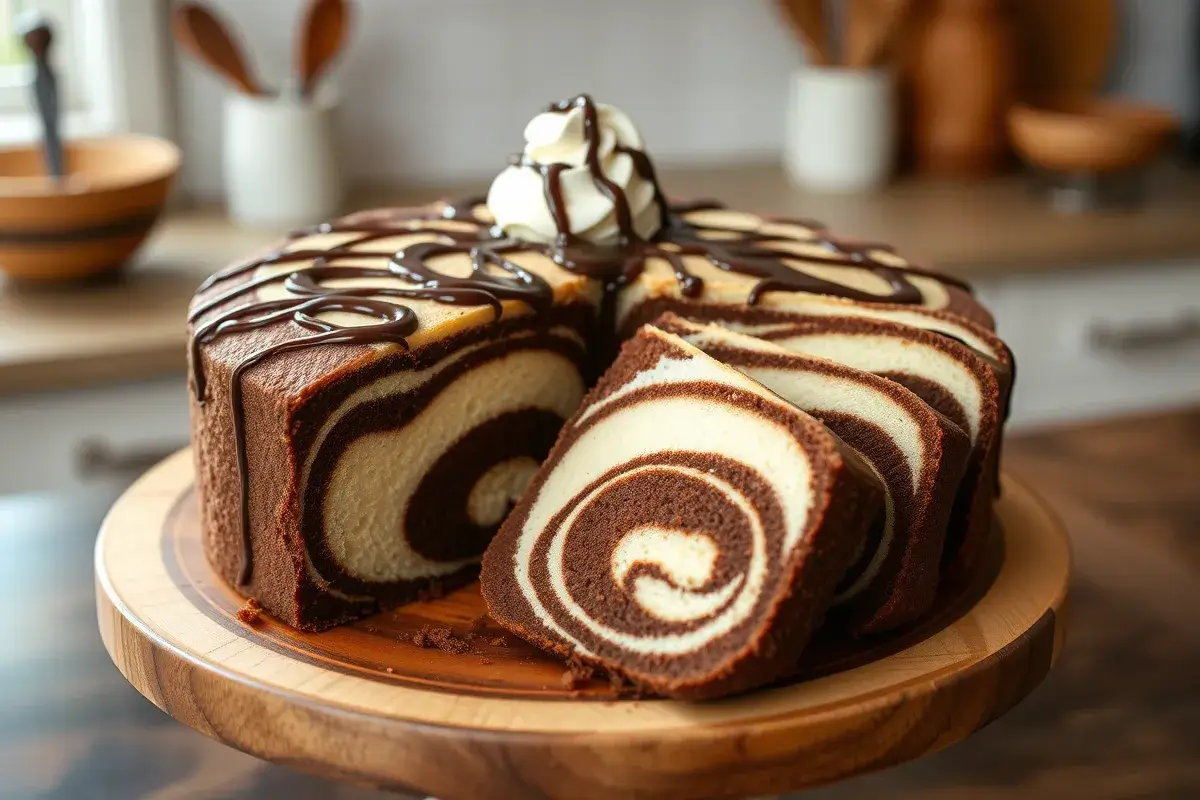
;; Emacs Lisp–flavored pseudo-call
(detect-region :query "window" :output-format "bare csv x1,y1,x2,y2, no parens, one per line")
0,0,169,143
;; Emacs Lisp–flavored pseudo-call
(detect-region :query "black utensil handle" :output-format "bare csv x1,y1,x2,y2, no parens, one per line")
19,18,65,179
33,59,64,179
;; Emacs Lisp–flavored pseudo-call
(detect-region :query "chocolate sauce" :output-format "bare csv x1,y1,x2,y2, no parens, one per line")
189,204,553,585
191,93,975,586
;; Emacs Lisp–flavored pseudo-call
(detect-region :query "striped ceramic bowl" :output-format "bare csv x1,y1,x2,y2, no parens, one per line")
0,135,180,283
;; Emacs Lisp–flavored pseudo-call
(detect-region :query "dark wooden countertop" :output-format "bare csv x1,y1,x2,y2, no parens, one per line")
2,418,1198,796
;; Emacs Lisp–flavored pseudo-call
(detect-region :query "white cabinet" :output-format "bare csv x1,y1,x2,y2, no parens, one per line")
0,375,189,495
976,261,1200,429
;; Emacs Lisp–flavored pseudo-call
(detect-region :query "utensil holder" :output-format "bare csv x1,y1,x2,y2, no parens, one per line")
223,92,342,229
784,67,896,193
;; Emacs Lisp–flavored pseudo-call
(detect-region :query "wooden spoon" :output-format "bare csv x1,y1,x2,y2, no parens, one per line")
845,0,911,68
296,0,352,100
172,2,264,96
776,0,830,66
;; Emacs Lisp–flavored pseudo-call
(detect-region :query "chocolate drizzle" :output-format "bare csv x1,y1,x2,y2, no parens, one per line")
190,92,975,586
188,206,553,585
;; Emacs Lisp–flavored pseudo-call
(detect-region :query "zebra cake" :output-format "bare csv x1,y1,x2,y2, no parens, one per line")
190,92,1014,683
652,313,972,634
632,301,1012,578
480,324,885,699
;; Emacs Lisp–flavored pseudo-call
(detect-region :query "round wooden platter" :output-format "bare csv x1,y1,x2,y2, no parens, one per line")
96,449,1070,800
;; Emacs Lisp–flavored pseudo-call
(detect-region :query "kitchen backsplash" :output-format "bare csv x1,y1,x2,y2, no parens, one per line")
173,0,1199,201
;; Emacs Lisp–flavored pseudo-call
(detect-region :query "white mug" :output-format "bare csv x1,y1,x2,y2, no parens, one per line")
222,91,343,229
784,67,896,193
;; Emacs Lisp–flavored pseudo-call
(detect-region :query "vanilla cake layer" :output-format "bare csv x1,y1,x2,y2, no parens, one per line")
655,314,971,634
481,326,885,699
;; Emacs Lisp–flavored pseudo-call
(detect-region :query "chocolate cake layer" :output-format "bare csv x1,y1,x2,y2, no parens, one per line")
655,314,971,634
481,326,885,699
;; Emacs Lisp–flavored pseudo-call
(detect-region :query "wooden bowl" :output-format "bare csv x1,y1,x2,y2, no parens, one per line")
1008,98,1179,174
0,136,180,283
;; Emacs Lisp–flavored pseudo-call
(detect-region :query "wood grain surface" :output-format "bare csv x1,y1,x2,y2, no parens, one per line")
94,450,1069,799
1011,0,1116,101
909,0,1016,177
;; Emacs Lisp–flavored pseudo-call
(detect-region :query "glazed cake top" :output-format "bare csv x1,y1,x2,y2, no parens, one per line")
187,94,988,406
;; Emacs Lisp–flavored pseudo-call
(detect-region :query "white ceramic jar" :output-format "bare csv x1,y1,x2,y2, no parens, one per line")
222,91,343,229
783,67,896,193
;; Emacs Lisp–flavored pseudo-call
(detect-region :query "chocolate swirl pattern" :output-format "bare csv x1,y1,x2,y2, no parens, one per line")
293,332,587,606
189,92,1009,642
191,96,989,585
655,314,972,633
482,327,884,698
641,303,1010,580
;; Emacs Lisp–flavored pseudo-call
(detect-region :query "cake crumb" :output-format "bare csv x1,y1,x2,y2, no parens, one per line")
479,658,493,665
385,667,394,673
487,636,507,647
467,614,490,632
426,627,470,655
236,598,264,627
561,659,595,690
413,625,432,648
416,580,445,602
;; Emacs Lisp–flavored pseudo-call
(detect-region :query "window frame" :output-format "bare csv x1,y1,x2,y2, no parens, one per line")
0,0,170,145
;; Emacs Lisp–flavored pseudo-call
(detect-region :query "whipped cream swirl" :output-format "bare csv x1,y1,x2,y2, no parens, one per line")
487,98,664,246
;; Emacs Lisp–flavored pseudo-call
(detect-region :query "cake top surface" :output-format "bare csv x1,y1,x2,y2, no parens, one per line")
188,93,985,403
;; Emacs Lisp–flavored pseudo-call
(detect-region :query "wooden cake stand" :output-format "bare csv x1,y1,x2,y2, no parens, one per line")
96,449,1070,800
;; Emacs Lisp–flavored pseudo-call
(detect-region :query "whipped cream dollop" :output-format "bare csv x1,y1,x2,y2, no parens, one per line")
486,99,664,246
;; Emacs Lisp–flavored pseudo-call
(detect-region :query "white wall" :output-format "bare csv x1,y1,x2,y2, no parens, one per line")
174,0,800,200
173,0,1200,201
1108,0,1198,122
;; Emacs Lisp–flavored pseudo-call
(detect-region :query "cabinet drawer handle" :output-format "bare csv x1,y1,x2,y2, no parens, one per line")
1089,313,1200,353
76,439,183,479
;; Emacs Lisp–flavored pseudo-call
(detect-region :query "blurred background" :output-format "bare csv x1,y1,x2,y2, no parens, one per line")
1,1,1197,798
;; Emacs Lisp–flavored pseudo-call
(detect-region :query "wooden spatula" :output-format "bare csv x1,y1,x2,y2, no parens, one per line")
845,0,911,68
296,0,352,100
776,0,830,66
172,2,265,96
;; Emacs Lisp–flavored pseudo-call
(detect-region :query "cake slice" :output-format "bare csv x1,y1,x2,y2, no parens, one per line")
638,302,1010,578
654,314,971,634
481,325,885,699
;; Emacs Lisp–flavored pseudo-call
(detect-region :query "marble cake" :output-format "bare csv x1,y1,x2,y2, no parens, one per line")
480,325,884,698
189,92,1015,695
653,313,972,634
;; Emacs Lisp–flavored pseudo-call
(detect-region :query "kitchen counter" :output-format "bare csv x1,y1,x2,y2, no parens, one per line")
3,164,1200,396
3,409,1198,798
